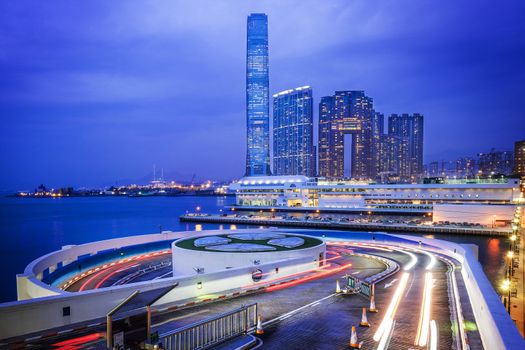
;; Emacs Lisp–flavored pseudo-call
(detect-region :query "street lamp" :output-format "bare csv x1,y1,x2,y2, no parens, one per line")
501,279,511,313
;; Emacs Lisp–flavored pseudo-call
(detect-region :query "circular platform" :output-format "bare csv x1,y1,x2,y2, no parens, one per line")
171,230,326,276
174,232,323,253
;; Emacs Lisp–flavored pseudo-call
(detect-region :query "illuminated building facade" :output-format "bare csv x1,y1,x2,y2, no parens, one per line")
478,149,514,176
273,86,315,177
455,157,477,178
515,140,525,177
318,91,375,179
230,175,520,225
387,113,424,179
246,13,271,176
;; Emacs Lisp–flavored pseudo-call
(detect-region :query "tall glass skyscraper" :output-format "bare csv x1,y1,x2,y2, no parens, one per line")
245,13,271,176
273,86,314,177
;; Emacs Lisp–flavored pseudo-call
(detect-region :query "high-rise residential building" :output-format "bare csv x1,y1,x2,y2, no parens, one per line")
478,149,514,176
318,96,336,177
427,161,440,177
515,140,525,177
245,13,271,176
455,157,476,178
371,112,385,177
387,113,424,179
272,86,315,177
318,91,375,179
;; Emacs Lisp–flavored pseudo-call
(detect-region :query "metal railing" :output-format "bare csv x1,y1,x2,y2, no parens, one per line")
160,303,257,350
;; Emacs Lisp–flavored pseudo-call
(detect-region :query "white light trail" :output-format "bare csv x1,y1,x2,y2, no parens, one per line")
414,248,437,271
373,272,410,342
376,318,394,350
430,320,438,350
415,272,433,347
403,251,418,271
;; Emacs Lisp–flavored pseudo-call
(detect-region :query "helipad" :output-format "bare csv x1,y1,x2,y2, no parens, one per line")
174,232,323,253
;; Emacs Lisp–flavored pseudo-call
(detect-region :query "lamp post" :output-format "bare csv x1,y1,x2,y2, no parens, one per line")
502,279,511,313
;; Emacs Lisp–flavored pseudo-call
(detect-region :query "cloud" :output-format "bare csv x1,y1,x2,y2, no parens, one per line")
0,0,524,189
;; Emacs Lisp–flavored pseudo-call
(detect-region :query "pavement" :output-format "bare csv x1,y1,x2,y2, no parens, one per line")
255,247,458,349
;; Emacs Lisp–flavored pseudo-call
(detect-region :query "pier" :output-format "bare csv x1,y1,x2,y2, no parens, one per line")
180,214,512,236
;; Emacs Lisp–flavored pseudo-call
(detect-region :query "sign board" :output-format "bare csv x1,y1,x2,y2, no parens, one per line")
111,313,148,349
346,275,375,298
360,282,374,298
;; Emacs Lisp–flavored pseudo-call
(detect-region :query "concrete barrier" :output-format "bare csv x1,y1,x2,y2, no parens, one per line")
1,229,321,340
1,253,318,340
322,231,525,350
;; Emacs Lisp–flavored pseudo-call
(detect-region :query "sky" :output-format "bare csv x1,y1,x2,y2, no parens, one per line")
1,0,524,190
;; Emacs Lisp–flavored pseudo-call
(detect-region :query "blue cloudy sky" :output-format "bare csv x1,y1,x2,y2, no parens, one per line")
1,0,524,189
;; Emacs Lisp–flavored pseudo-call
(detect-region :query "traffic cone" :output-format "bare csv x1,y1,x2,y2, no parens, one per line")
369,295,378,313
349,325,361,348
255,314,264,335
359,307,370,327
336,279,341,293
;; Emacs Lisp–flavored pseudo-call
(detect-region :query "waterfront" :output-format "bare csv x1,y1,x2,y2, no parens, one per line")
0,196,508,303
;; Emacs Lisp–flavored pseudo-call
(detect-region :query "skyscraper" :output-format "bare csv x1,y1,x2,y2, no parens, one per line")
273,86,314,177
318,96,336,177
317,91,375,179
515,140,525,177
245,13,271,176
478,149,514,176
388,113,424,179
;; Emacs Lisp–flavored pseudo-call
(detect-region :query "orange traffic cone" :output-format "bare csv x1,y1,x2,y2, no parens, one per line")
349,325,361,348
336,279,342,293
359,307,370,327
255,314,264,334
369,295,378,313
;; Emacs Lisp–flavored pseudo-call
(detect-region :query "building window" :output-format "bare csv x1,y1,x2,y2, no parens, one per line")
63,306,71,317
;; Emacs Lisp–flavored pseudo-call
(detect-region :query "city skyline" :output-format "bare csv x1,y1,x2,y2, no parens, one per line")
1,1,524,189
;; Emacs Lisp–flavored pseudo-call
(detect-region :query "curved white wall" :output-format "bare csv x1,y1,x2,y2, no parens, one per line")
171,232,325,276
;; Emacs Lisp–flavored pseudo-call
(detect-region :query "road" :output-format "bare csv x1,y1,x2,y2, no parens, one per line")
4,242,482,349
62,250,172,292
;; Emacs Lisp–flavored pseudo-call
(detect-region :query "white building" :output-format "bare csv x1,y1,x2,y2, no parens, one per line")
229,175,522,225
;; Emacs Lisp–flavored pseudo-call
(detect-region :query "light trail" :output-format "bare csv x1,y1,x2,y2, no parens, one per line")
425,251,437,270
373,272,410,342
410,247,437,271
429,320,438,350
93,264,138,289
78,264,139,291
265,263,353,292
376,318,395,350
61,249,171,290
415,272,433,347
241,261,338,289
403,251,418,271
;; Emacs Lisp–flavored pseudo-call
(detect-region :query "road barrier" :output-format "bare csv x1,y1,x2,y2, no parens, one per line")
160,303,257,350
